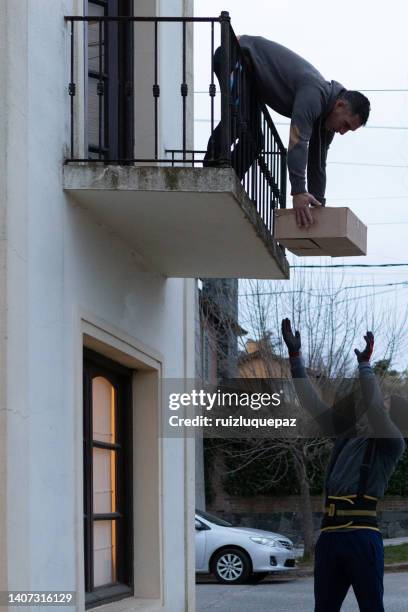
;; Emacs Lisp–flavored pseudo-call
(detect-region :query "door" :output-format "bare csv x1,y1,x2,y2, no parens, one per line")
87,0,134,160
195,518,207,570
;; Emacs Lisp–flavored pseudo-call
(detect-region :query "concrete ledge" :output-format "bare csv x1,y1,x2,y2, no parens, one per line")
63,164,289,280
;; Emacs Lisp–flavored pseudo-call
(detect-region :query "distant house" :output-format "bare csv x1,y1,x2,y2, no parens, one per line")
239,336,290,379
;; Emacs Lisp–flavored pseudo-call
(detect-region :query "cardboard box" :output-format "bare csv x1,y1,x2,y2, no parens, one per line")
274,207,367,257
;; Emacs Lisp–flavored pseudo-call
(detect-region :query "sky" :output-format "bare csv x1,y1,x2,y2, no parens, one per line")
193,0,408,368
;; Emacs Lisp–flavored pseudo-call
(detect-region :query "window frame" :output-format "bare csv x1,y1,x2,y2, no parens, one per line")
83,348,134,608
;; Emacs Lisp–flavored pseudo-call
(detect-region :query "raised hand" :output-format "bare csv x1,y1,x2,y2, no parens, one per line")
281,318,301,357
354,331,374,363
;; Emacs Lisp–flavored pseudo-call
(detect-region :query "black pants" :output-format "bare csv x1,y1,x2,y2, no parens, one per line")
314,530,384,611
203,46,262,180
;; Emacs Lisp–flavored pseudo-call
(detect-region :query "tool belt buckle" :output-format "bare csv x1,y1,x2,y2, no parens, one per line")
328,503,336,518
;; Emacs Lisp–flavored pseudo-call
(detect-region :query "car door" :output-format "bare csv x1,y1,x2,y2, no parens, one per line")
195,518,207,570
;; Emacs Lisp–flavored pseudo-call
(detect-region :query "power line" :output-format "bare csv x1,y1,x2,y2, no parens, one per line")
286,268,408,277
299,269,399,283
363,125,408,130
291,263,408,269
368,221,408,226
239,281,408,297
195,118,408,130
276,123,408,131
359,89,408,92
328,196,408,201
336,285,408,305
195,89,408,94
328,161,408,169
239,284,408,307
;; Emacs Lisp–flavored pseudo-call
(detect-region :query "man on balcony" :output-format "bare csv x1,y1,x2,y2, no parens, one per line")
204,37,370,229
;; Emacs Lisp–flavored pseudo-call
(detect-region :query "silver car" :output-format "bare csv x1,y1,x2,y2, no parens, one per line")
195,509,296,584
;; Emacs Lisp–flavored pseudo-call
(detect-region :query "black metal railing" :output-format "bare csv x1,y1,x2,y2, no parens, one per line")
65,12,287,233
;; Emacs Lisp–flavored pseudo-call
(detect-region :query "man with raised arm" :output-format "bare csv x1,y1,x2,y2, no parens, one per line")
204,38,370,228
281,318,405,612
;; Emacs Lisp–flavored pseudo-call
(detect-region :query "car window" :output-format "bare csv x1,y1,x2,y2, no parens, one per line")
196,509,233,527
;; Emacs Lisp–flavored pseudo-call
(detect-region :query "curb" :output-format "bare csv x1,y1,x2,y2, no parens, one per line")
196,563,408,584
384,562,408,572
295,562,408,578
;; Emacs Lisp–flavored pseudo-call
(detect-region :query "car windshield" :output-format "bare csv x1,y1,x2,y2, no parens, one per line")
196,509,233,527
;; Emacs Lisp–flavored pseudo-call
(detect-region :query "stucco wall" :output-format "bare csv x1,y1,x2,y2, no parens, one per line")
0,0,31,598
0,0,8,595
1,1,195,610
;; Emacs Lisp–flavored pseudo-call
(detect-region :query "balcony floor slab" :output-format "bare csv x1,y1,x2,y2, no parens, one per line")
63,164,289,279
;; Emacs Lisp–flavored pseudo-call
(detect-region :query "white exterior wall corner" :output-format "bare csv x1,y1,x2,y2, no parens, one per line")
156,2,196,610
182,278,196,612
0,0,31,600
182,6,196,610
1,0,196,611
0,0,7,595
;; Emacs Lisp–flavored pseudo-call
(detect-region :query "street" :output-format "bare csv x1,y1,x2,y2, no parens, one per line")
197,572,408,611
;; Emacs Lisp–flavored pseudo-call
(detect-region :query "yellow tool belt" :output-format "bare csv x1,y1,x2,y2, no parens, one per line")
321,494,379,531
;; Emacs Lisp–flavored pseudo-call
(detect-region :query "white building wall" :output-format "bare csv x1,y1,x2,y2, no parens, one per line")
134,0,194,160
0,1,195,610
1,0,31,599
0,0,8,594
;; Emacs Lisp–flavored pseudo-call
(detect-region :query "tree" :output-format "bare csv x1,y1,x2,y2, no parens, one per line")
200,268,408,558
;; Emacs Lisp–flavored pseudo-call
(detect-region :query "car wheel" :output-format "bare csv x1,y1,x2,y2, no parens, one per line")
248,572,269,584
212,548,251,584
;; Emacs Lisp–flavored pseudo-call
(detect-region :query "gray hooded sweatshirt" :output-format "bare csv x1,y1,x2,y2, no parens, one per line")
238,36,345,203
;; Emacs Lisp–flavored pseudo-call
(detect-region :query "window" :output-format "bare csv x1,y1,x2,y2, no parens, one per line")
87,0,134,160
83,349,133,608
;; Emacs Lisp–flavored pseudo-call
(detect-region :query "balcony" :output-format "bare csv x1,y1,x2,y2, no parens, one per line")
63,13,289,279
